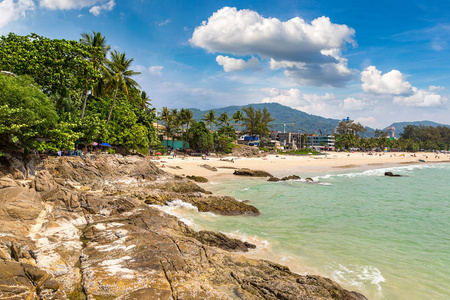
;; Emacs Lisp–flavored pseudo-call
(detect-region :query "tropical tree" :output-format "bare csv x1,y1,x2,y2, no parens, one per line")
0,33,100,113
179,108,194,149
217,112,230,127
232,110,244,133
79,31,110,119
242,106,274,138
104,50,141,124
137,91,151,109
202,110,216,131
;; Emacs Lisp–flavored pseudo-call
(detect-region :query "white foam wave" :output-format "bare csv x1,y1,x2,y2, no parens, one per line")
330,264,385,294
315,163,449,181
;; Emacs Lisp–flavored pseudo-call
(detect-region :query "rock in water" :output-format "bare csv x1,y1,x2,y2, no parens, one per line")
234,168,273,177
384,172,402,177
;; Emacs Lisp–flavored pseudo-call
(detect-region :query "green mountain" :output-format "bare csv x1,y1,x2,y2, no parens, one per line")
384,121,450,137
189,102,375,136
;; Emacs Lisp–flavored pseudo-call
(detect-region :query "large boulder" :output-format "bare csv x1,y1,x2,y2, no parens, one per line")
234,168,273,177
0,187,43,220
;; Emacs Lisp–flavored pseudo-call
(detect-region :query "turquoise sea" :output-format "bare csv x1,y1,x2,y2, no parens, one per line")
160,163,450,299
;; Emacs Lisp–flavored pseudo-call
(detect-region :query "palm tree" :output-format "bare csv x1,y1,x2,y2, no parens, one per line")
202,110,216,131
105,50,141,124
179,108,194,149
217,112,230,127
138,91,151,109
232,110,244,133
80,31,110,119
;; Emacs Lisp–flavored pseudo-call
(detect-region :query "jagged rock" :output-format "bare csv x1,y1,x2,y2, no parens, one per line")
200,164,218,171
178,195,260,216
281,175,301,181
0,186,43,220
234,168,273,177
33,170,57,192
231,144,262,157
306,177,314,182
186,175,209,183
0,176,19,189
268,176,281,182
190,230,256,252
0,260,63,299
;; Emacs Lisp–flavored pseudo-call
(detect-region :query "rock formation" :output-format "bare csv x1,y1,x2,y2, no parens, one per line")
233,168,273,177
0,154,367,299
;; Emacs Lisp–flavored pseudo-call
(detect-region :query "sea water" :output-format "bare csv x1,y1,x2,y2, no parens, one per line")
160,163,450,300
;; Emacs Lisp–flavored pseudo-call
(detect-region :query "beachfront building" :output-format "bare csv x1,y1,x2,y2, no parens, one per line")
306,135,335,150
270,132,302,149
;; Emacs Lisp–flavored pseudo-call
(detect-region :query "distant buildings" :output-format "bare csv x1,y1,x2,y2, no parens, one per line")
386,127,395,138
270,132,335,150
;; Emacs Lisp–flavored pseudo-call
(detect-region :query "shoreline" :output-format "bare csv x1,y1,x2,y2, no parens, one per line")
159,151,450,180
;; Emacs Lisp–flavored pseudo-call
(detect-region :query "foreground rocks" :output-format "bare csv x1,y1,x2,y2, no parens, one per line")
0,154,367,299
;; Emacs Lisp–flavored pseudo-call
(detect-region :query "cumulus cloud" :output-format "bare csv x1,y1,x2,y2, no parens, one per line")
216,55,260,72
261,87,337,115
429,85,445,91
361,66,413,96
89,0,114,16
339,97,373,111
136,65,163,77
273,49,354,87
393,87,447,107
355,116,377,127
0,0,35,29
39,0,102,9
191,6,355,87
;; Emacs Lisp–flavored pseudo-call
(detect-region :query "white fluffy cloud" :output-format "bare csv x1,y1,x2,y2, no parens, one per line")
339,97,373,111
361,66,413,95
355,116,377,128
89,0,114,16
38,0,104,10
429,85,445,92
261,87,336,115
191,7,355,87
0,0,35,29
393,87,447,107
136,65,164,77
216,55,260,72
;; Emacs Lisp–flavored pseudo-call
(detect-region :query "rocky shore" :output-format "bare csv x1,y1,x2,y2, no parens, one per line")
0,154,367,299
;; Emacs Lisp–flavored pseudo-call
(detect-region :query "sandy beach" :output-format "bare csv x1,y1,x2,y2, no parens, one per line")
154,151,450,179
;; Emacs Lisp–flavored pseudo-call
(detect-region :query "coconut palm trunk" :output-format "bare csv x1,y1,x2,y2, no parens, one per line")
107,84,119,124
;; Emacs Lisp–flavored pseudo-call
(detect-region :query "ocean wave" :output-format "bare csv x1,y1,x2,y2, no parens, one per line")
314,163,449,181
329,263,385,295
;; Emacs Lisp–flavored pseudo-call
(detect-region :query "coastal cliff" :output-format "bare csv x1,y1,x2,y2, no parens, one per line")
0,154,367,299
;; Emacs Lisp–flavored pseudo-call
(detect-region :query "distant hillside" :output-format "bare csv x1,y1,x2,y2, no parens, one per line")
384,121,450,137
189,102,375,137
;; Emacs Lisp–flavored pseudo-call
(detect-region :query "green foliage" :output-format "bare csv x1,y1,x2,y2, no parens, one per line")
0,75,60,153
0,33,101,112
242,106,274,138
226,142,236,154
186,121,214,152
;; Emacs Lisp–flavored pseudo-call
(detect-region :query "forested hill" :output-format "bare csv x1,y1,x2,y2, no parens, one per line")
190,102,376,136
384,121,450,137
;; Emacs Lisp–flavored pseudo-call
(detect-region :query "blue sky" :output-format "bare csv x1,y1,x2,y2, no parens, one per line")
1,0,449,128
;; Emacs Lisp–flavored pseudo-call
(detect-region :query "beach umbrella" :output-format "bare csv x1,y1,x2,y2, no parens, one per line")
93,142,98,146
156,152,161,155
99,143,111,147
